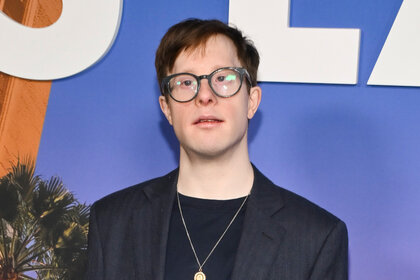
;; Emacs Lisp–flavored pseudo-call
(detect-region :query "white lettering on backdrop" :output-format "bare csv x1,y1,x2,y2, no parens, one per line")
0,0,418,87
229,0,361,84
0,0,123,80
368,0,420,87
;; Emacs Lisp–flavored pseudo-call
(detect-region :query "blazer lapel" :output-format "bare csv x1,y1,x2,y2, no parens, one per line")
231,167,286,280
130,169,178,280
129,166,285,280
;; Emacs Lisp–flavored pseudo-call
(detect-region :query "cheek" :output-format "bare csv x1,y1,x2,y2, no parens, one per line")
227,103,250,129
169,103,186,122
170,107,189,133
238,95,252,120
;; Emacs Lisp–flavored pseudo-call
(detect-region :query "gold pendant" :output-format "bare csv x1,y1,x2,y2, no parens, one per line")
194,271,206,280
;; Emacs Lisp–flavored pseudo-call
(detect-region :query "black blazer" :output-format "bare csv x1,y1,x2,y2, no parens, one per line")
86,166,348,280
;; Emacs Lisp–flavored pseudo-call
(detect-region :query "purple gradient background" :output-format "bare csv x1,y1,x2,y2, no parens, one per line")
36,0,419,279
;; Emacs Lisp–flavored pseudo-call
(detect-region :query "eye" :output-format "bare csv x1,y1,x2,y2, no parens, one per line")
171,75,197,89
181,80,193,86
213,72,237,84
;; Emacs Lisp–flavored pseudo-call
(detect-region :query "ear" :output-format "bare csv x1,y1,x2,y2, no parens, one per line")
247,86,262,119
159,95,173,125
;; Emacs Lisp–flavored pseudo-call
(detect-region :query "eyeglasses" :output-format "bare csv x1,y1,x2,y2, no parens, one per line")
161,67,251,103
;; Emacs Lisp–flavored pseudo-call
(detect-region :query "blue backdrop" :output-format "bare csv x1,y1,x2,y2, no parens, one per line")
36,0,420,279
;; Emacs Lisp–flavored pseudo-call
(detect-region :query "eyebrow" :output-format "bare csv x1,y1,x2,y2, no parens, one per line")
173,65,234,75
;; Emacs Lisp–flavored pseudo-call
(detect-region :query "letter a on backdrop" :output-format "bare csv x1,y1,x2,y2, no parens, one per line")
368,0,420,87
0,0,123,80
229,0,361,84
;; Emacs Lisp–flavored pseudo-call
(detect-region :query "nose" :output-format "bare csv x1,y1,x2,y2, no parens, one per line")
195,78,216,106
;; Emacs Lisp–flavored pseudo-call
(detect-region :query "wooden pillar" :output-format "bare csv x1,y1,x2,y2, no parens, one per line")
0,0,62,175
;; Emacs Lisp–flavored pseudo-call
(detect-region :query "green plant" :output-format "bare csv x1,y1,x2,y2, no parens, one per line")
0,160,89,280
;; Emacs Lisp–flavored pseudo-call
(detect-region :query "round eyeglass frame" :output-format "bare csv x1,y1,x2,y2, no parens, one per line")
161,67,252,103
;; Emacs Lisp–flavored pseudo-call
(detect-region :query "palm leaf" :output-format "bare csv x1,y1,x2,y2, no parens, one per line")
0,179,20,222
0,159,90,279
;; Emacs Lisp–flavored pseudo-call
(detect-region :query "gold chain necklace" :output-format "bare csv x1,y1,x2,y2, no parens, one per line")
176,191,249,280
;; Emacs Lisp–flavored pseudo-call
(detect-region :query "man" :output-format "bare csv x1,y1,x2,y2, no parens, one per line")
86,19,348,280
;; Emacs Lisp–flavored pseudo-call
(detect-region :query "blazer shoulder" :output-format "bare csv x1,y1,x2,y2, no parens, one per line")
280,185,343,226
254,166,344,231
92,168,178,215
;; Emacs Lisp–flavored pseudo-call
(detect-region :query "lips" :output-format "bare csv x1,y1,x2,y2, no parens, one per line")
193,116,223,125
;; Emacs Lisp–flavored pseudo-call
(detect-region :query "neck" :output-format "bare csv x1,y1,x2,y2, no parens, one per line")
177,141,254,200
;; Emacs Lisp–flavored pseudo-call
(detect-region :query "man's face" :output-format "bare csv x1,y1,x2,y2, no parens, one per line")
159,35,261,159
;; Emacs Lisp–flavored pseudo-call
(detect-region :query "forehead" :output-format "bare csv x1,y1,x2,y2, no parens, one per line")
171,35,242,74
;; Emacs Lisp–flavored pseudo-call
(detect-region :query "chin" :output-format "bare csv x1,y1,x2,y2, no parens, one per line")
190,146,226,158
179,130,248,159
185,139,244,160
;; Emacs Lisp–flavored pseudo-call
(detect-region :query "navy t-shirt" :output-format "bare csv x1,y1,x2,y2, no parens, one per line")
164,193,247,280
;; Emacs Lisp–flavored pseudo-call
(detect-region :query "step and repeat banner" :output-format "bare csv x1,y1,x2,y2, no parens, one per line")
2,0,419,279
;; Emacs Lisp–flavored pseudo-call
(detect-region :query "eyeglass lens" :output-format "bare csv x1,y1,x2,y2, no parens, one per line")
168,68,242,102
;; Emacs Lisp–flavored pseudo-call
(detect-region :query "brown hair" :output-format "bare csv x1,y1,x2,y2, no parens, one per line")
155,18,260,94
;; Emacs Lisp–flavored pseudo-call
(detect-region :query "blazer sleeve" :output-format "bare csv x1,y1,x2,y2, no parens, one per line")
308,220,349,280
85,204,104,280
